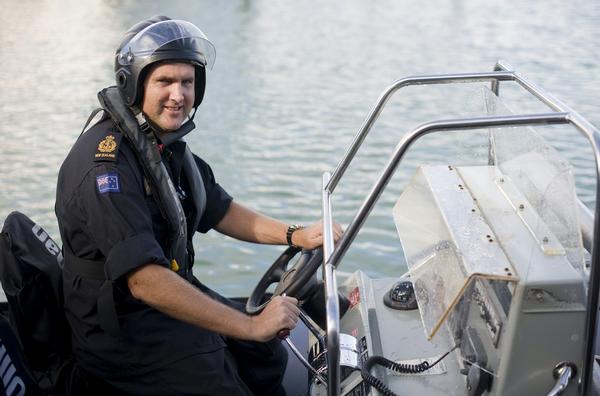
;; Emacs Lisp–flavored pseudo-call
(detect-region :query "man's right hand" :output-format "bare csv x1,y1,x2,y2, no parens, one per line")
249,295,300,342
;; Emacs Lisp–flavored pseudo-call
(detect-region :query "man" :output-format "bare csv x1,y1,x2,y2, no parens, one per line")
55,16,341,395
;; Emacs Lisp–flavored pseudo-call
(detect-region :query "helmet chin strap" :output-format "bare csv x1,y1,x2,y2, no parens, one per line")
135,108,197,147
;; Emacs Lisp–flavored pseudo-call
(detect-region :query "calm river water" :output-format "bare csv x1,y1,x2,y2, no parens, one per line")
1,0,599,296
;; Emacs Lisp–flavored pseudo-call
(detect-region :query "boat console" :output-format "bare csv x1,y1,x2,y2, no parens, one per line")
294,61,600,396
309,159,587,395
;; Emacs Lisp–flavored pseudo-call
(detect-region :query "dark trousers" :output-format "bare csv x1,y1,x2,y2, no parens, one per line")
100,340,287,395
87,280,288,396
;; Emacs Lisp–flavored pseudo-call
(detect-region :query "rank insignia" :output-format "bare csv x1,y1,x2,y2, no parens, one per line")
94,133,122,162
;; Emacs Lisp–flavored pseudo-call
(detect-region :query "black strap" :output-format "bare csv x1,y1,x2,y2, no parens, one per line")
79,108,108,137
63,251,120,336
63,251,105,280
182,145,206,235
97,281,120,337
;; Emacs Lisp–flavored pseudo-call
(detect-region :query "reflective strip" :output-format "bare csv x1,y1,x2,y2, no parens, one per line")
2,364,15,386
0,353,10,381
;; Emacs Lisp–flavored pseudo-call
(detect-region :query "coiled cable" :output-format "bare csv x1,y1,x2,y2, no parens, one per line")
360,345,458,396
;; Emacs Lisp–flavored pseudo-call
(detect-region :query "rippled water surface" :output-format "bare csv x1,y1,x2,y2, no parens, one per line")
1,0,599,296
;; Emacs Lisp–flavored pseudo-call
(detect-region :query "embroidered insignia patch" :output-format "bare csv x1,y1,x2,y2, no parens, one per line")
98,135,117,152
96,172,120,194
94,133,122,162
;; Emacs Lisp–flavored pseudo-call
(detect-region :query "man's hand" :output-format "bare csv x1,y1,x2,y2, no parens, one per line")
292,220,343,250
215,202,344,250
249,295,300,342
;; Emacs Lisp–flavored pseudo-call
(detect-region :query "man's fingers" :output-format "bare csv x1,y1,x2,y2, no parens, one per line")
277,295,299,307
281,297,300,317
281,295,298,304
270,295,300,320
277,329,290,339
253,296,301,341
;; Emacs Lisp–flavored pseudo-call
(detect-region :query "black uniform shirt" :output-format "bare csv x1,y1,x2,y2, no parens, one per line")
55,118,233,378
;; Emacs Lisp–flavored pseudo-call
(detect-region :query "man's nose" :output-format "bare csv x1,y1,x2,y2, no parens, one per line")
169,83,184,102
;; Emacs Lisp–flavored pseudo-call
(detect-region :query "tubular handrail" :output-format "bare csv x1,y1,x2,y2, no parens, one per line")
495,59,600,396
323,262,339,395
327,112,572,269
319,62,600,395
495,60,573,113
325,71,516,194
321,173,340,395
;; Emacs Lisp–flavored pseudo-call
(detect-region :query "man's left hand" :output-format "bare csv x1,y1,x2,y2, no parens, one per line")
291,220,343,250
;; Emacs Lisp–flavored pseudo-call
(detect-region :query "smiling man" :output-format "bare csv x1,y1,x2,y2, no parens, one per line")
142,62,195,131
55,16,341,395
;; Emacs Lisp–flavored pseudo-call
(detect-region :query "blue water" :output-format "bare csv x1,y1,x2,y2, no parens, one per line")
1,0,599,296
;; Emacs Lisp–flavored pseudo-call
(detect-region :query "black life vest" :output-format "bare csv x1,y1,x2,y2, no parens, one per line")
67,86,207,336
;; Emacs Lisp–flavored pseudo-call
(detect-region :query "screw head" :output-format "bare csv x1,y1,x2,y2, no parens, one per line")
536,292,544,302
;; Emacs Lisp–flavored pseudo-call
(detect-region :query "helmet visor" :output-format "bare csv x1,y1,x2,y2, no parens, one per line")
117,20,216,69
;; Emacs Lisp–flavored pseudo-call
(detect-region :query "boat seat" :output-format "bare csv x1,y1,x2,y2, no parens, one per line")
0,312,41,396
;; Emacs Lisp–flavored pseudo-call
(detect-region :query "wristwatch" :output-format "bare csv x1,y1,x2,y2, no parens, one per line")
286,224,304,248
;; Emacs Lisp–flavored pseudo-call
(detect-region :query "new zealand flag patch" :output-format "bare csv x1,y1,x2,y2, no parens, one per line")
96,172,120,194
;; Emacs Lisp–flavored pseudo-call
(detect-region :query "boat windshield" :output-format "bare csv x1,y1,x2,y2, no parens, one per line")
392,87,587,375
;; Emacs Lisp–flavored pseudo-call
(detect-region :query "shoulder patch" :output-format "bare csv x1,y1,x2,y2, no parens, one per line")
96,172,121,194
94,132,122,162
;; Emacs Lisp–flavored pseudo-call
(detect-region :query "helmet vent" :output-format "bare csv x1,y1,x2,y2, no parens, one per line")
117,71,127,88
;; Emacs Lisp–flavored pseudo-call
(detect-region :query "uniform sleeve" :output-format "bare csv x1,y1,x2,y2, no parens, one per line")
76,156,169,282
193,155,233,233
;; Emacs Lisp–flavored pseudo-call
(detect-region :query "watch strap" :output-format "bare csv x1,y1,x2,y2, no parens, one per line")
286,224,304,247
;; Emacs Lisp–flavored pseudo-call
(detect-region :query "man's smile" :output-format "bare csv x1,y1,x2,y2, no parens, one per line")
164,105,184,113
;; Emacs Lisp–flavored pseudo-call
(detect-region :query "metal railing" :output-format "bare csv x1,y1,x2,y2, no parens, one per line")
494,60,600,396
321,172,340,392
319,61,600,395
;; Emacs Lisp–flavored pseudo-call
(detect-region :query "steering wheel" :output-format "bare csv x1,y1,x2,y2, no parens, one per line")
246,246,323,315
